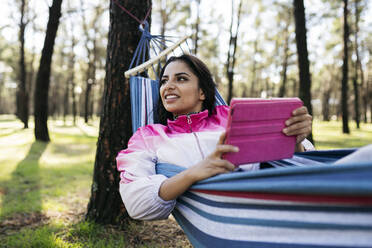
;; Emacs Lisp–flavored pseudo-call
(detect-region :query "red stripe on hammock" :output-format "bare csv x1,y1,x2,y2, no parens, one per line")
192,189,372,205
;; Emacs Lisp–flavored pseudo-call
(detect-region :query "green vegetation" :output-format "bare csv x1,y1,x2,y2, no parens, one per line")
0,116,189,248
313,120,372,149
0,115,371,247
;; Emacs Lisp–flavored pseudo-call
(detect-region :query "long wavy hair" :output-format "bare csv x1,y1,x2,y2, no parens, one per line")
157,54,216,125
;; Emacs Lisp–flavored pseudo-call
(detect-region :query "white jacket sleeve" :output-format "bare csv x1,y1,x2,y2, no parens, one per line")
302,138,315,151
116,129,176,220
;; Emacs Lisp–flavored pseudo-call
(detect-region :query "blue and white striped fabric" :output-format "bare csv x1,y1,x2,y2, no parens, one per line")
130,76,159,133
156,150,372,248
129,76,227,133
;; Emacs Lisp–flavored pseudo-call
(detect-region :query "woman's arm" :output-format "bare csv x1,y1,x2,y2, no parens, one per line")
159,132,238,201
282,106,313,152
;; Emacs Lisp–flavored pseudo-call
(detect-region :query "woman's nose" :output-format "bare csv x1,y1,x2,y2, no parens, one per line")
163,78,176,89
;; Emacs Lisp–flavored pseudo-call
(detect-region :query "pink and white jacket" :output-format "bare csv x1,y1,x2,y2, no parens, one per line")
116,105,314,220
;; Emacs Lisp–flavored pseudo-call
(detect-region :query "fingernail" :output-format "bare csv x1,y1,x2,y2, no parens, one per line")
285,120,290,126
234,147,239,152
283,128,288,133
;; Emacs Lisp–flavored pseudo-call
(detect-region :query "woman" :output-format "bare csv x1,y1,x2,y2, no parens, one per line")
117,54,313,220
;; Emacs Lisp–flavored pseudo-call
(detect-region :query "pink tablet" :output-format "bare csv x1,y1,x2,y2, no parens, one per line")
223,98,303,165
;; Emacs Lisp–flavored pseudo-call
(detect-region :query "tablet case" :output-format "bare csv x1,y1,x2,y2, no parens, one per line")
223,98,303,165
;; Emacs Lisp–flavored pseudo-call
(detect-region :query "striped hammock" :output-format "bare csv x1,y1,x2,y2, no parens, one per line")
156,150,372,248
129,75,372,247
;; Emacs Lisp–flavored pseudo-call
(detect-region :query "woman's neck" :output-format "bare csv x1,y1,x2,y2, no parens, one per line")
173,111,202,120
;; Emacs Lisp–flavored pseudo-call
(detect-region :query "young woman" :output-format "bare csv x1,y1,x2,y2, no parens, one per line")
116,54,314,220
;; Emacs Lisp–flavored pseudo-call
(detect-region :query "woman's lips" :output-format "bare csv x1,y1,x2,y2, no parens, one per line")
164,94,179,103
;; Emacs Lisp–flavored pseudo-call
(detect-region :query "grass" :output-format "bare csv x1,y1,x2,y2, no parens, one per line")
313,120,372,149
0,115,371,247
0,116,190,248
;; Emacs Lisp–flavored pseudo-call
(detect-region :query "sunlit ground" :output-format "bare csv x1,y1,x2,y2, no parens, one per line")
0,115,190,247
313,119,372,149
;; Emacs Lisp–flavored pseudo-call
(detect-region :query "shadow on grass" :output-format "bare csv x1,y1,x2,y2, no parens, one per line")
0,141,48,221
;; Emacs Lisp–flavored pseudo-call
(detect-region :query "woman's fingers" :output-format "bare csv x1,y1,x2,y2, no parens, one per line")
214,144,239,157
285,111,312,126
296,134,308,144
283,106,312,144
213,159,235,172
283,120,312,136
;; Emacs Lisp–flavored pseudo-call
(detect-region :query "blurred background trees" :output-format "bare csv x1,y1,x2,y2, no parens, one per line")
0,0,371,135
0,0,371,226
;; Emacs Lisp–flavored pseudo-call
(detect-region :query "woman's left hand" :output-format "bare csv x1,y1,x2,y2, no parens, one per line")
282,106,312,152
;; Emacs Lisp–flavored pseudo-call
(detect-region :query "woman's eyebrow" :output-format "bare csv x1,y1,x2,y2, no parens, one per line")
162,72,190,78
175,72,190,77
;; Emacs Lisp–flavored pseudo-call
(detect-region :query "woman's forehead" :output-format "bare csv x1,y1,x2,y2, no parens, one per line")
163,61,193,76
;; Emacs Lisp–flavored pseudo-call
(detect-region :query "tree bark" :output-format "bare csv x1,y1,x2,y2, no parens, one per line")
322,88,331,121
352,76,360,128
34,0,63,141
250,39,258,97
193,0,201,55
86,0,152,225
353,0,365,124
226,0,242,104
293,0,313,142
341,0,350,133
278,13,291,98
69,32,77,125
18,0,29,128
81,0,102,123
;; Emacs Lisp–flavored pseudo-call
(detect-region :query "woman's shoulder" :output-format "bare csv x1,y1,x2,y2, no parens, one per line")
134,123,169,137
213,105,229,116
212,105,229,120
206,105,229,128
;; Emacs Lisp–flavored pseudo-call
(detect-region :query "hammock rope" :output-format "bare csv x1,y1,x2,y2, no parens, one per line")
113,0,151,25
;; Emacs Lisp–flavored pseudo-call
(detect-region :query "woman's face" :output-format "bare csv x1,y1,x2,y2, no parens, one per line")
160,61,205,116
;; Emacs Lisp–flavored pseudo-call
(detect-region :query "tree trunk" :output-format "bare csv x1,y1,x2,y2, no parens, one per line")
84,80,92,123
293,0,313,143
81,0,95,123
353,0,366,124
250,39,258,97
63,80,69,124
369,73,372,123
70,34,77,125
18,0,29,128
193,0,201,55
278,18,290,97
86,0,152,225
341,0,350,133
226,0,242,104
34,0,63,142
353,76,360,129
322,88,331,121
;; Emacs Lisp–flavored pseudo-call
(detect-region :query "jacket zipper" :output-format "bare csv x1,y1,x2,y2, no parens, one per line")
187,115,205,159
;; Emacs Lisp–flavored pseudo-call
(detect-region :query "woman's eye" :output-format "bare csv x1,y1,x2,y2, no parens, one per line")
178,77,187,82
160,79,167,85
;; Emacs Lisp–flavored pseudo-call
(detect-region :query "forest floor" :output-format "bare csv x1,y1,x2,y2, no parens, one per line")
0,115,371,247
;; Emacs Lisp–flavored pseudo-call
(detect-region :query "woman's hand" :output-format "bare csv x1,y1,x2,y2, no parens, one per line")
186,132,238,183
159,132,238,201
282,106,312,152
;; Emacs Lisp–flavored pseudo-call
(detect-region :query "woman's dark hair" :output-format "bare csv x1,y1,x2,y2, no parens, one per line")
157,54,216,125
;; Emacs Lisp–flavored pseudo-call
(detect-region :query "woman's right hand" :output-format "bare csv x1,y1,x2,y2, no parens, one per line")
186,132,238,183
159,132,238,201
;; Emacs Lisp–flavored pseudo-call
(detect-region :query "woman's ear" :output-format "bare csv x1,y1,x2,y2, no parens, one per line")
199,89,206,101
